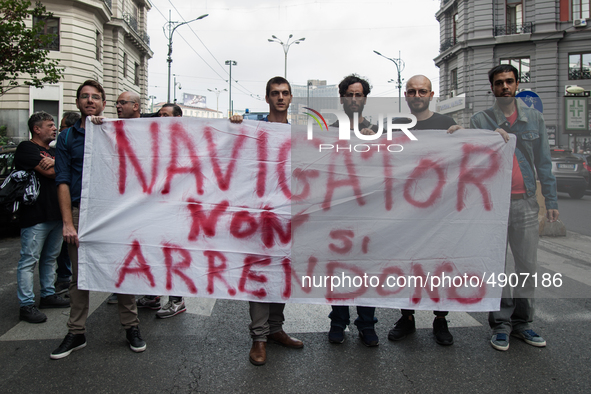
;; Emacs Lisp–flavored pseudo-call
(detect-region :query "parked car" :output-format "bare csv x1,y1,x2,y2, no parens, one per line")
550,148,590,199
572,153,591,189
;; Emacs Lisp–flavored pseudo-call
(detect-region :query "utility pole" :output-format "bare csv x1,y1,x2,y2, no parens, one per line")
225,60,237,116
164,11,208,103
374,50,405,112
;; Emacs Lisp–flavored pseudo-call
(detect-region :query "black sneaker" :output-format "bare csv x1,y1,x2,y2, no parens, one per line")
19,305,47,323
388,315,416,341
359,328,379,347
50,333,87,360
54,281,70,295
39,294,70,309
328,326,345,344
433,317,454,346
126,326,146,352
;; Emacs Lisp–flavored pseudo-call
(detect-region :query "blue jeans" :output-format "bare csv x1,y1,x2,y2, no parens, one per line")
17,220,63,306
489,196,539,334
329,306,377,330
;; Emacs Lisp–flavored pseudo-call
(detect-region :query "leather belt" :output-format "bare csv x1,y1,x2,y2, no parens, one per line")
511,193,526,200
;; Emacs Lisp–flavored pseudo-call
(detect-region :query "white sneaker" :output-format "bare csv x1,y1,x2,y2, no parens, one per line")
156,298,186,319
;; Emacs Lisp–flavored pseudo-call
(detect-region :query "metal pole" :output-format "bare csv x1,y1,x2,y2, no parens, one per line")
284,50,288,78
225,61,237,117
373,50,405,113
167,10,172,103
165,12,208,104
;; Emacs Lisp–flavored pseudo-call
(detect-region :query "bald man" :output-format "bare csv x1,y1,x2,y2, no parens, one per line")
387,75,457,347
115,91,141,119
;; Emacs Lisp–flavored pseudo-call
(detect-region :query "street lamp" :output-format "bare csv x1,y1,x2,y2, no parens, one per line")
173,75,182,104
268,34,305,78
207,88,227,112
225,60,237,116
374,50,405,112
164,11,208,103
148,95,156,112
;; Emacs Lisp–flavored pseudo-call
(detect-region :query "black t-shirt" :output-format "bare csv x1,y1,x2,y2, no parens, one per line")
411,112,457,130
14,141,61,228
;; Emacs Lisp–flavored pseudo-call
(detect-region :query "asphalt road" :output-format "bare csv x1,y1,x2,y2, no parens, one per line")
1,226,590,393
556,192,591,236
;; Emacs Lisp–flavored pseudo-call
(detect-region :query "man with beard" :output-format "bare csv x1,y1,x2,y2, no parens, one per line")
50,80,145,359
230,76,304,366
331,74,379,134
327,74,379,347
470,65,558,351
387,75,456,346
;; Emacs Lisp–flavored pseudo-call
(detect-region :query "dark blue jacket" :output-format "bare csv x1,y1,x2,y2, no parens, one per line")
55,119,85,203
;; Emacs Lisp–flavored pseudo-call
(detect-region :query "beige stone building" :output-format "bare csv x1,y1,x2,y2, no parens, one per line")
0,0,153,142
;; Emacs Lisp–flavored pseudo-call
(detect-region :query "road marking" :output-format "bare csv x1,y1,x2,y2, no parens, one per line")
1,291,109,341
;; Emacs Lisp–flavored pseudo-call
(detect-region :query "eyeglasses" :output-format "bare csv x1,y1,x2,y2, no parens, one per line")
115,100,136,106
80,93,102,101
406,89,430,97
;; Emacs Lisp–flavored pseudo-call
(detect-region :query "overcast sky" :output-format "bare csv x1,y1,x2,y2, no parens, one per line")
146,0,442,114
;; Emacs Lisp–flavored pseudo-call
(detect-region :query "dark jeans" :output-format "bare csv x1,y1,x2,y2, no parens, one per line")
56,241,71,282
329,306,377,330
402,309,448,317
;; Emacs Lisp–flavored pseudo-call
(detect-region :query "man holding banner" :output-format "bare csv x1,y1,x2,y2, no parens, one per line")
470,65,558,351
327,74,379,347
50,81,146,359
387,75,456,346
231,76,304,366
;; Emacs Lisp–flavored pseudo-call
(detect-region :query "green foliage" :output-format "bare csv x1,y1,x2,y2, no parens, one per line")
0,125,10,145
0,0,64,96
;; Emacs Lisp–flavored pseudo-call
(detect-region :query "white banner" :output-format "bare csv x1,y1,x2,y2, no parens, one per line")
78,118,515,311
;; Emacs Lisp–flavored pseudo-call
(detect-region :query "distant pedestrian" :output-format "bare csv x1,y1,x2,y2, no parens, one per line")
15,111,69,323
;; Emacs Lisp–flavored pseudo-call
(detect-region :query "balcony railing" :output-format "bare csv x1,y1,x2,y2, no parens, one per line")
123,12,138,32
122,12,150,46
494,22,534,36
440,37,457,52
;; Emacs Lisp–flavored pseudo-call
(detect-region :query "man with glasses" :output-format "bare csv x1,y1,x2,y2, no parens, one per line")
51,80,145,359
115,91,141,119
331,74,378,134
327,74,379,347
387,75,456,346
136,102,186,318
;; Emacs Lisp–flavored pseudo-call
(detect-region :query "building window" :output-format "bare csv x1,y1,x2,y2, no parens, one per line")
500,58,530,83
95,31,101,61
33,17,59,51
450,68,458,96
569,53,591,80
572,0,590,19
506,0,523,25
123,53,128,78
453,13,458,41
134,62,140,85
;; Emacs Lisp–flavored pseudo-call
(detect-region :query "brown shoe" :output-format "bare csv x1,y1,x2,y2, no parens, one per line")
268,330,304,348
249,341,266,366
